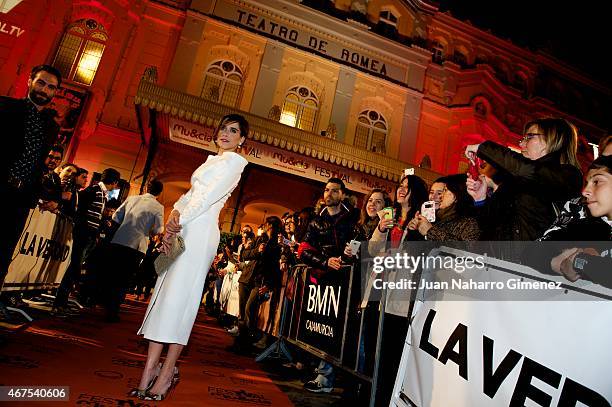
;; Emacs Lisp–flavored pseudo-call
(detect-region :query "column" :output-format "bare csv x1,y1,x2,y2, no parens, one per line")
328,67,356,142
249,42,284,117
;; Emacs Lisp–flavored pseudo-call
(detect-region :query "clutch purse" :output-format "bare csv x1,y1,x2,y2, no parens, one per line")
154,234,185,277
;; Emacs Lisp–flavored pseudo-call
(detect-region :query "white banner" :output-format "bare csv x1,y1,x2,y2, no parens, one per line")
168,117,395,194
392,248,612,407
3,209,73,291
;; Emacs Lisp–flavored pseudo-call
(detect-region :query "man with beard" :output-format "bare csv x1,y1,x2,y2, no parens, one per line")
1,65,62,314
298,177,360,393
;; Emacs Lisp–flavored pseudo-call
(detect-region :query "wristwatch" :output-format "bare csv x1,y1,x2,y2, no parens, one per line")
572,253,588,274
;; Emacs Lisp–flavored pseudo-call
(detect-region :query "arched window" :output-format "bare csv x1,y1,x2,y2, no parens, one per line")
354,110,387,153
431,40,446,64
201,60,243,107
280,86,319,132
52,19,107,86
380,10,399,27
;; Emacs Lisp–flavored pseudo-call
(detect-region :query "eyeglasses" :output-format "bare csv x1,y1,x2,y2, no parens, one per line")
47,155,62,161
520,133,543,144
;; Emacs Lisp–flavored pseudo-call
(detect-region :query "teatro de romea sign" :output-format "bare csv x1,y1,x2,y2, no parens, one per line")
212,1,408,84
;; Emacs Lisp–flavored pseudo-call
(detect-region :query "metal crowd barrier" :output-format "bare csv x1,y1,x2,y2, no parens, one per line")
256,263,388,406
2,209,75,321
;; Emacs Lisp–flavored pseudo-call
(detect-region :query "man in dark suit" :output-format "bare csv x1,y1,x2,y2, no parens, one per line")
0,65,62,304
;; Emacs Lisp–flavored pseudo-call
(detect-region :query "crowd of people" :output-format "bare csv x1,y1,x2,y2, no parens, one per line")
199,119,612,404
2,63,611,404
0,64,165,324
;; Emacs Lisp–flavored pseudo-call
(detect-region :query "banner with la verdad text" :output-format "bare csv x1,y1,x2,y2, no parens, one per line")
391,247,612,407
3,209,73,292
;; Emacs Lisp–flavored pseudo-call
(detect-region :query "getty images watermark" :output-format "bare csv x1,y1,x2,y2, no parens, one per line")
369,252,563,291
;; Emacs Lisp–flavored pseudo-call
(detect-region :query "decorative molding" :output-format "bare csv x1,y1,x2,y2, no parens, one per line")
209,44,250,74
134,77,440,182
287,71,324,99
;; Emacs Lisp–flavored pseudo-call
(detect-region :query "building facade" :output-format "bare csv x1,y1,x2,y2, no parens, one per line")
1,0,609,230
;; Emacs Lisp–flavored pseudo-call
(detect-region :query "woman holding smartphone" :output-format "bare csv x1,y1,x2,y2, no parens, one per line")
370,174,428,248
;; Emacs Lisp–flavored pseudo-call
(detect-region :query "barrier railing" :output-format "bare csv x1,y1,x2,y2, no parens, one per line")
2,209,74,321
256,263,385,406
2,209,73,293
390,246,612,406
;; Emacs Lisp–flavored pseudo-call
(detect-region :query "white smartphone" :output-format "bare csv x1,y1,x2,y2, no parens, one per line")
404,168,415,176
421,201,436,223
349,240,361,253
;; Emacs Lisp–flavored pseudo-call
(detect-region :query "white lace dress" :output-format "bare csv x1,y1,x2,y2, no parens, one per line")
138,152,248,345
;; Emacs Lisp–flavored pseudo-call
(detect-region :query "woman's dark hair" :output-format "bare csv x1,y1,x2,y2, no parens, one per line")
213,114,249,147
265,216,283,240
294,207,315,242
394,175,428,228
438,174,474,216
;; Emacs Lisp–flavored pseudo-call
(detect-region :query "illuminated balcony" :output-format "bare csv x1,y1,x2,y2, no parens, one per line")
134,74,440,185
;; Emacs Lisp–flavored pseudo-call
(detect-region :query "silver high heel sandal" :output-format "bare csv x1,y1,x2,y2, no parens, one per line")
140,367,180,401
128,363,161,398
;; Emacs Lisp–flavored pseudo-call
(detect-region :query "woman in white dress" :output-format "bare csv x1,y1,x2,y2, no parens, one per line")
131,114,249,401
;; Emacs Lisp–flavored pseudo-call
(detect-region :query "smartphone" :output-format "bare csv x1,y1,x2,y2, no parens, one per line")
421,201,436,223
404,168,415,176
349,240,361,254
281,237,293,246
378,207,395,229
468,157,482,180
382,207,394,220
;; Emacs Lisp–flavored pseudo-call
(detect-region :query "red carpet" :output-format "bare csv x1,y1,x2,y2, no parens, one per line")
0,297,294,406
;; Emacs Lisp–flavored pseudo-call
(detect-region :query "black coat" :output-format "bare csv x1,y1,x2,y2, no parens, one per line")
238,235,282,288
1,96,59,206
475,141,583,241
298,203,361,270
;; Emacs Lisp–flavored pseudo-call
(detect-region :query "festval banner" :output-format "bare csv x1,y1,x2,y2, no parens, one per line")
3,209,73,292
391,248,612,407
168,117,395,195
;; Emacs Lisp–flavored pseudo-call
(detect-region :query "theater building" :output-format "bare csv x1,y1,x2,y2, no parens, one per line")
1,0,609,230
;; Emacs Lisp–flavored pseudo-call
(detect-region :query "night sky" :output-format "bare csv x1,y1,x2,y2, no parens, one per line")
437,1,608,86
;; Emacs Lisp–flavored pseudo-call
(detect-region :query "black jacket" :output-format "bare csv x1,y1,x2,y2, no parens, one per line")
74,183,106,236
476,141,583,240
1,96,59,205
527,208,611,288
238,235,282,288
298,203,361,270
